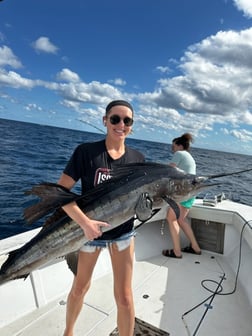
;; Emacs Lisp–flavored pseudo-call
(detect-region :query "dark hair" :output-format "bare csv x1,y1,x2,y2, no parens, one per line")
173,133,193,151
105,100,134,116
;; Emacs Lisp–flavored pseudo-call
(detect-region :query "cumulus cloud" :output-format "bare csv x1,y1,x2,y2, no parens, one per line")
108,78,126,86
24,103,42,112
156,66,171,74
0,32,5,42
32,36,58,54
0,46,22,68
233,0,252,18
56,68,80,83
136,27,252,141
1,20,252,153
56,80,123,106
2,26,252,141
229,128,252,141
0,69,35,88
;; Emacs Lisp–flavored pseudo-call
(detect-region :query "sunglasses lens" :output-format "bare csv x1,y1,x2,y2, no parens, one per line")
109,115,121,125
109,115,133,126
124,117,133,126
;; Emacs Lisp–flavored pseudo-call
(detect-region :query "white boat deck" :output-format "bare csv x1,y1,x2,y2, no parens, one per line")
1,240,252,335
0,199,252,336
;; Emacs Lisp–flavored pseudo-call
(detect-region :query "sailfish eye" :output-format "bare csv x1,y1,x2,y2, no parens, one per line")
192,178,198,185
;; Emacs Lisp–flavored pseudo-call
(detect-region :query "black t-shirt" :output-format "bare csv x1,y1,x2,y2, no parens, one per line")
64,139,145,239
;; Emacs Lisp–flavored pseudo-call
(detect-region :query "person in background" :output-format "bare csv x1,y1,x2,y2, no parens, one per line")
162,133,201,258
58,100,145,336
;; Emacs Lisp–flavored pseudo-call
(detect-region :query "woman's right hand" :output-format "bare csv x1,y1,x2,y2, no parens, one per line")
62,201,111,241
80,218,110,241
58,175,111,241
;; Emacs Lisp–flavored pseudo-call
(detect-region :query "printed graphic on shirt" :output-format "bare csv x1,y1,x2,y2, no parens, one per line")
94,167,111,186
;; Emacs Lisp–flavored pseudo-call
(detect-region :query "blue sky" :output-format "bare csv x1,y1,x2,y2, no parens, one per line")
0,0,252,155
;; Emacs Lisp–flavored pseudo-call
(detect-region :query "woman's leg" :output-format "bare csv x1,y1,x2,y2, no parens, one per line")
178,206,201,253
110,238,135,336
166,206,182,257
63,249,101,336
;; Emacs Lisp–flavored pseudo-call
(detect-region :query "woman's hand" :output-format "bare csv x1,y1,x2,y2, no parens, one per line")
62,201,110,241
58,174,110,241
79,218,110,241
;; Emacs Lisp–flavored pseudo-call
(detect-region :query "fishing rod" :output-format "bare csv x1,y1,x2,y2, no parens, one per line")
76,118,106,134
207,167,252,179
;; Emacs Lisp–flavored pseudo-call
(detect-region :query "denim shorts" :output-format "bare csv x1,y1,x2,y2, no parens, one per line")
80,230,136,253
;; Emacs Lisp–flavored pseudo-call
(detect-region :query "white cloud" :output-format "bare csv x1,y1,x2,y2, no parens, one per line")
108,78,126,86
156,66,171,74
0,46,22,68
0,32,5,42
1,23,252,153
56,80,124,106
24,103,42,112
233,0,252,18
32,36,58,54
135,27,252,141
229,128,252,141
56,68,80,83
0,69,34,88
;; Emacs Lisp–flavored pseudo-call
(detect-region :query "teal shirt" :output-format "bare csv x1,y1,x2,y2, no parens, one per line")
171,150,196,208
171,150,196,174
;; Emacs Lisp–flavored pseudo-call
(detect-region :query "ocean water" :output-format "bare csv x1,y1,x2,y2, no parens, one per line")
0,118,252,240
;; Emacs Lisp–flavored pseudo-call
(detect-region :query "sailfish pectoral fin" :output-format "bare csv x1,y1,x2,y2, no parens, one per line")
135,192,153,221
162,196,180,219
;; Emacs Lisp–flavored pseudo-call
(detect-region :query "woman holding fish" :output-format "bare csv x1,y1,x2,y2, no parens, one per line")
58,100,144,336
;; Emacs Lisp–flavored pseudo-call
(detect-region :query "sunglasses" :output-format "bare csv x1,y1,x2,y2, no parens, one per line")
109,114,134,126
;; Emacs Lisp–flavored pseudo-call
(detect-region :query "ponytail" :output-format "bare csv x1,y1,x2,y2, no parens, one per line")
173,133,193,151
